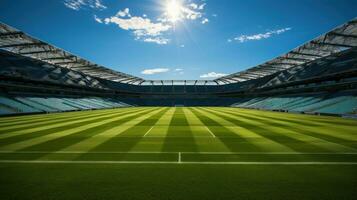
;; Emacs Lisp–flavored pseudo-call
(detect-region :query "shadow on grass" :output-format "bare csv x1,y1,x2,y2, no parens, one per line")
190,108,260,152
78,108,170,153
161,108,198,152
18,108,157,153
217,109,357,149
0,108,148,148
201,108,329,152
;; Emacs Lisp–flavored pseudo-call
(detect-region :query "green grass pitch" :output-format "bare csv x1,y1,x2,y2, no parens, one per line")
0,107,356,199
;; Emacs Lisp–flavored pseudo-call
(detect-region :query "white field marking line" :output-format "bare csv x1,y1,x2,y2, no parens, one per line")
143,126,154,137
0,160,357,165
178,152,181,163
205,127,216,138
144,136,214,138
0,151,357,155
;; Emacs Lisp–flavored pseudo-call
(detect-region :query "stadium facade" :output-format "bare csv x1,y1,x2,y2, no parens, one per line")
0,19,357,116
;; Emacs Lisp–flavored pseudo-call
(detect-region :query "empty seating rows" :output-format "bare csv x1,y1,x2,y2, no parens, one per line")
231,91,357,115
0,95,131,116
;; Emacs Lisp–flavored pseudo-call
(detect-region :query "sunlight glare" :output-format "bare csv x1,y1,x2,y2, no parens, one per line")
166,0,183,23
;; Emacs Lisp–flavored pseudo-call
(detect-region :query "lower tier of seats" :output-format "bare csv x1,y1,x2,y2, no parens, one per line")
0,95,131,116
231,90,357,115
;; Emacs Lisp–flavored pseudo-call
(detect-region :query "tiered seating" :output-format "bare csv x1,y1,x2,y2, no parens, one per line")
232,91,357,115
16,97,58,112
0,95,132,116
314,96,357,114
0,96,41,113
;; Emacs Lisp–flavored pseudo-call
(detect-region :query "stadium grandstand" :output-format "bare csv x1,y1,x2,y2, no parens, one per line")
1,19,356,115
1,1,357,199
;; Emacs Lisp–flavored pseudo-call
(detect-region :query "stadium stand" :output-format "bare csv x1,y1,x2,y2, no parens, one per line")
0,94,131,115
0,19,356,116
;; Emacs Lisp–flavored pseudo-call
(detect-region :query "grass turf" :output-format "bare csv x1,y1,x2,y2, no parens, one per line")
0,107,356,199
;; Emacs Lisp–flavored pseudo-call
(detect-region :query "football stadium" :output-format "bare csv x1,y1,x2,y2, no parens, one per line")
0,0,357,199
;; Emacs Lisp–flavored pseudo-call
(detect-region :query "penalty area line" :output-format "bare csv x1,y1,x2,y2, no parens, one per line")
143,126,154,137
205,127,216,138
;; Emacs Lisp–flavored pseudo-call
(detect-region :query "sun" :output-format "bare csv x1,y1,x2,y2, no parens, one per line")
166,0,183,23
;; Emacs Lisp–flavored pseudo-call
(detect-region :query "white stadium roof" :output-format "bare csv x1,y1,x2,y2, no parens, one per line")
1,18,357,86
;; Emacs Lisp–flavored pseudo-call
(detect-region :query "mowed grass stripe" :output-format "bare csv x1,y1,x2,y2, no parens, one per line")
234,107,357,126
0,108,147,149
220,107,357,140
0,108,157,151
0,107,146,141
202,107,354,152
182,108,216,137
209,107,356,152
217,108,357,147
0,108,136,130
145,107,175,137
51,107,165,154
192,107,292,152
161,108,198,152
118,108,170,137
0,108,137,133
184,108,233,152
18,108,167,154
0,107,122,125
80,108,171,153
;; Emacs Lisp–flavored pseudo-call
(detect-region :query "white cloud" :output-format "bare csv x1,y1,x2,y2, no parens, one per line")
92,0,106,9
141,68,170,75
105,16,171,36
98,1,210,45
201,18,209,24
143,37,170,45
175,68,183,71
231,28,292,43
180,44,185,48
117,8,131,17
189,3,198,9
212,14,218,17
182,7,202,20
200,72,228,78
198,3,206,10
64,0,106,11
103,8,172,45
94,15,103,23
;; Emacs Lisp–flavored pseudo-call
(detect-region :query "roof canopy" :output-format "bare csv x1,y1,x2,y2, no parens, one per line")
1,18,356,86
0,23,144,84
215,18,357,84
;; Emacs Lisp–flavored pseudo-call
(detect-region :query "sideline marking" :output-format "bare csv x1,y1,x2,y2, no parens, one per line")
0,160,357,165
143,126,154,137
0,151,357,154
205,127,216,138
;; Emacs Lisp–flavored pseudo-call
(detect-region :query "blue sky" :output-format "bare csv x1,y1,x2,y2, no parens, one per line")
0,0,356,80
